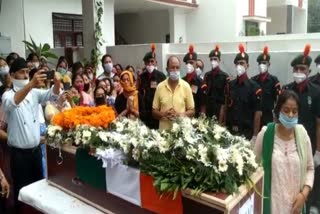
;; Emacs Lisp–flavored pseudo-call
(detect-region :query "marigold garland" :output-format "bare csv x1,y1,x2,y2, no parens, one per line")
52,105,116,129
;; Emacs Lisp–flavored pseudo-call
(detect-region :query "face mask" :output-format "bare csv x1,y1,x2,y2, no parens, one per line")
211,60,219,69
12,78,29,91
186,63,194,74
33,62,40,69
169,71,180,81
88,73,94,80
195,68,202,76
107,96,116,105
317,64,320,71
57,67,67,75
72,96,80,105
146,65,155,73
236,65,246,76
0,65,9,75
84,83,90,92
259,64,268,73
293,72,306,84
279,112,298,129
76,83,84,92
95,96,106,106
104,63,113,73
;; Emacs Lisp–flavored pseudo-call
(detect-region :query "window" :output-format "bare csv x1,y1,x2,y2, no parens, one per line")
245,21,260,36
52,13,83,48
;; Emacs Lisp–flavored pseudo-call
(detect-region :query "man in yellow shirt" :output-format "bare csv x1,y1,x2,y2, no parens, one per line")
152,55,195,130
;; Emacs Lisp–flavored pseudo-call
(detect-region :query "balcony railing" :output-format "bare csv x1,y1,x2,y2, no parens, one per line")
148,0,198,8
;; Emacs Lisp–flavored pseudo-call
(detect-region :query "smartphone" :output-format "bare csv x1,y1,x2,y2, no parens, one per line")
63,82,71,91
47,70,55,80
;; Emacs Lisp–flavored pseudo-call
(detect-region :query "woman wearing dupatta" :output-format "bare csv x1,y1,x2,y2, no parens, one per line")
114,70,145,120
255,90,314,214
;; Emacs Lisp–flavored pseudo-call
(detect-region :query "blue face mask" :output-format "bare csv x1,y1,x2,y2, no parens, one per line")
279,112,298,129
169,71,180,81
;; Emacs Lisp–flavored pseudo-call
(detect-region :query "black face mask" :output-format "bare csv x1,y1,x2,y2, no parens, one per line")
84,83,90,92
95,96,106,106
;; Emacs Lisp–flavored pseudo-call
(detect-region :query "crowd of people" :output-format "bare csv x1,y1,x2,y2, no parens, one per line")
0,43,319,214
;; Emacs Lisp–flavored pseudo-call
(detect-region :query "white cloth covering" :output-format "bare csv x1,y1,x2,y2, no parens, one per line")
18,179,104,214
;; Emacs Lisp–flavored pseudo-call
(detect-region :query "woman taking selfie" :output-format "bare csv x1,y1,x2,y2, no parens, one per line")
255,90,314,214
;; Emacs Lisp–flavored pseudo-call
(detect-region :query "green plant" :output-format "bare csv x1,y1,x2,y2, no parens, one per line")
23,35,58,59
91,0,104,72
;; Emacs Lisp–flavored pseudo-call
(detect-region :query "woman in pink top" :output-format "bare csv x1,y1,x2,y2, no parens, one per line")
72,74,94,106
255,90,314,214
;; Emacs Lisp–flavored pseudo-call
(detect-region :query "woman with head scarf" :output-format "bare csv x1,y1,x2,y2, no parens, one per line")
114,71,144,120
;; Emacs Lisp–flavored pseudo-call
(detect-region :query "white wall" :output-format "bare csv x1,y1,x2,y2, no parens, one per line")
169,8,187,43
267,6,288,34
235,0,249,37
292,7,307,33
107,33,320,85
115,10,169,44
23,0,82,51
0,36,11,56
185,0,237,42
103,0,115,46
0,0,25,56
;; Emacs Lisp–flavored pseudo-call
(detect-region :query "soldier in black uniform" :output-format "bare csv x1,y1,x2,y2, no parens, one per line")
251,46,281,126
283,45,320,213
182,45,204,117
138,44,166,129
224,44,262,141
309,54,320,85
201,45,230,124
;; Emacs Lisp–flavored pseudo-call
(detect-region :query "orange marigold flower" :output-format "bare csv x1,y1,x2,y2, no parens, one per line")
52,105,116,129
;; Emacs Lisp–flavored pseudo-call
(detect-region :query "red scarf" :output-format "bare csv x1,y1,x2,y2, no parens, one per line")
297,80,308,93
237,73,248,85
259,72,269,82
211,67,220,77
186,72,196,83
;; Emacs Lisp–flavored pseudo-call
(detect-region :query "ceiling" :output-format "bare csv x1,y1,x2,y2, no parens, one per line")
114,0,171,14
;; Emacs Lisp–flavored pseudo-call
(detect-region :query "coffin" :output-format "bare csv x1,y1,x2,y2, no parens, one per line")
46,144,264,214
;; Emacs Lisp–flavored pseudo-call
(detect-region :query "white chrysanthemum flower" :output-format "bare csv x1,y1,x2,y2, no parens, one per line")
172,123,180,133
47,125,62,137
130,138,139,148
82,130,92,144
186,146,197,160
98,132,109,142
218,161,228,172
116,122,124,132
140,125,149,136
174,138,184,148
214,133,221,140
184,132,195,144
198,144,210,166
158,138,170,153
75,131,82,145
198,123,208,134
132,148,140,161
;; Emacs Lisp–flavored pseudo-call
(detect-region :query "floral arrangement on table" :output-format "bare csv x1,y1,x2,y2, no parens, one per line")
96,117,258,195
47,110,258,196
47,105,116,147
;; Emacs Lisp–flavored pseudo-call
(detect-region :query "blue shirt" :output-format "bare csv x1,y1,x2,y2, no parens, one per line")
2,88,58,149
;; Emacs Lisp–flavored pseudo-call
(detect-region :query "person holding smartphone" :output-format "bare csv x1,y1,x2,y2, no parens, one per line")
2,57,60,211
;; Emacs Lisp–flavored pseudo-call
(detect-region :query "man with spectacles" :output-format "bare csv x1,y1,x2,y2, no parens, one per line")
138,44,166,129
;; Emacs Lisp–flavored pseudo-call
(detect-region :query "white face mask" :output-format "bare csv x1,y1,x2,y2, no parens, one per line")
104,63,113,73
88,73,94,80
146,65,155,73
293,72,307,84
259,64,268,73
186,63,194,74
317,64,320,72
169,71,180,81
211,60,219,69
33,62,40,69
236,65,246,76
195,68,202,76
0,65,9,75
12,78,29,91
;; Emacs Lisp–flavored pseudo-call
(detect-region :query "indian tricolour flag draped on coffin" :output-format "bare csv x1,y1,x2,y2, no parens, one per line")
96,148,183,214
